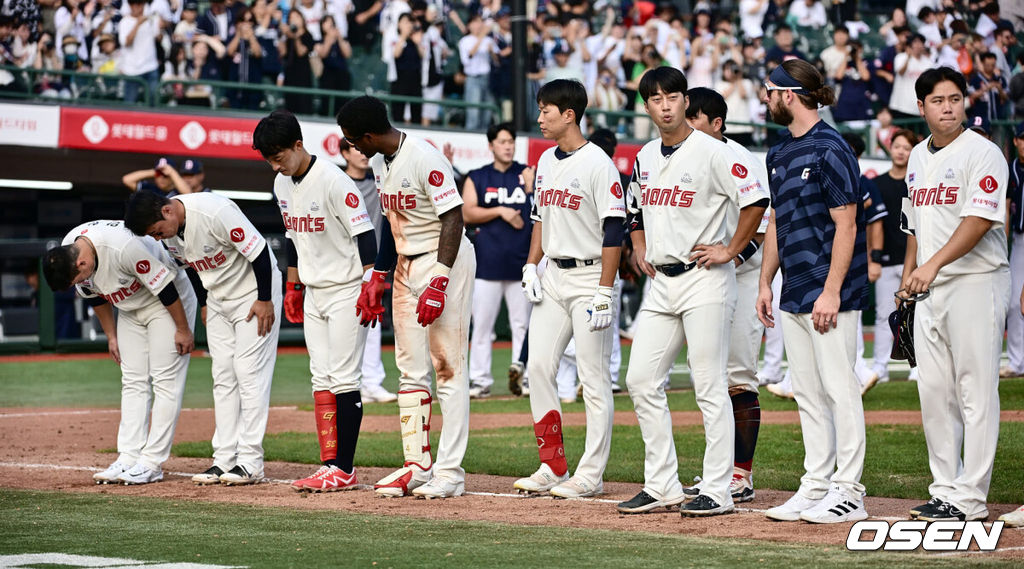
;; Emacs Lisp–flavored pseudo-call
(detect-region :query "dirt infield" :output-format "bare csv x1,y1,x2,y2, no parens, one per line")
1,405,1022,557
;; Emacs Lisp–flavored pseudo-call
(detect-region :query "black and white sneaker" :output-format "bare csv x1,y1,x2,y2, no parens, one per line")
909,497,943,519
219,464,263,486
917,501,967,522
616,490,686,514
191,465,225,485
680,494,734,517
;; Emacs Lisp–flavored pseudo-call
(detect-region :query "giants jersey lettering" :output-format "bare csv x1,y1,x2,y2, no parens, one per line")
369,135,462,256
724,137,771,275
531,142,624,260
274,159,375,287
627,129,770,266
902,129,1009,285
62,220,177,312
163,193,275,301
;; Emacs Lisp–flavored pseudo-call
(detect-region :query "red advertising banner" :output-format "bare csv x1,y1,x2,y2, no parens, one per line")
59,107,263,160
526,137,642,176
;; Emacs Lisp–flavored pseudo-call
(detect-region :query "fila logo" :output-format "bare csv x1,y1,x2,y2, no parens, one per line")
484,186,528,205
428,170,444,187
731,163,748,178
979,175,998,194
230,227,245,243
135,260,150,274
345,193,360,208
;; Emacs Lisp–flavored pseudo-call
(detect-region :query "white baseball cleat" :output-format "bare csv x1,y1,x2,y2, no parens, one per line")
729,470,755,503
192,465,225,485
374,464,432,497
765,493,822,521
117,464,163,485
93,460,133,484
513,463,569,495
550,476,603,498
219,464,263,486
799,485,868,523
361,385,398,403
998,505,1024,527
412,477,465,499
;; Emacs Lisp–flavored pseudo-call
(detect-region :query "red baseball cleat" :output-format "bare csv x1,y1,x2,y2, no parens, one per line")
291,465,358,492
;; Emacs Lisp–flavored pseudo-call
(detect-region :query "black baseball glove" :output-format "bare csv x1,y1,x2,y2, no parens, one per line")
889,290,929,368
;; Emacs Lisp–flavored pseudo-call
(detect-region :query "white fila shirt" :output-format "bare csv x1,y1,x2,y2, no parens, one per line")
725,137,771,275
274,158,375,287
627,128,770,266
63,220,177,312
163,193,274,301
369,134,462,257
531,142,625,260
902,128,1008,286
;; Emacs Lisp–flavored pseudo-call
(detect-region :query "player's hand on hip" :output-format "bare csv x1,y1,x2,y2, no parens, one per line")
689,243,732,268
247,300,276,336
284,282,305,324
755,285,774,328
586,286,614,331
811,290,840,334
356,270,389,327
904,262,937,296
175,327,194,355
107,336,121,365
500,207,525,230
521,263,543,303
416,274,448,326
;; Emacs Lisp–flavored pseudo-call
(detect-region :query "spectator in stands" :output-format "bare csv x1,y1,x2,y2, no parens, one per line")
280,8,315,114
626,44,663,139
765,24,805,65
889,33,933,119
916,7,943,52
459,13,496,130
251,0,282,85
421,6,449,126
90,0,120,41
991,23,1015,80
55,0,92,65
31,31,67,97
545,39,583,82
716,59,756,146
163,42,192,103
174,1,201,48
388,12,422,122
879,7,906,46
741,38,767,85
10,19,35,67
316,15,351,116
348,0,384,51
787,0,827,30
969,51,1008,123
1009,53,1024,119
91,32,117,74
227,8,264,110
184,35,225,106
976,1,1000,44
379,0,410,78
832,40,874,123
873,25,910,106
692,9,714,42
296,0,325,41
119,0,162,104
490,8,514,120
199,0,236,43
687,34,718,89
739,0,769,41
591,65,625,129
820,25,851,81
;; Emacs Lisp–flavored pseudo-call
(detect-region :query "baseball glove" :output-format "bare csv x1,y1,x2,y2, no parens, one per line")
889,290,928,368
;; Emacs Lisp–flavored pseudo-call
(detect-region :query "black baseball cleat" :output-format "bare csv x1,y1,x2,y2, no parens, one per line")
508,361,525,397
682,485,700,498
909,496,943,519
917,501,968,522
616,490,686,514
680,494,735,517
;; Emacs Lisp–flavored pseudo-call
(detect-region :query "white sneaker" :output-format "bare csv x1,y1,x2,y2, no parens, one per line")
550,476,603,498
219,464,263,486
730,469,755,503
860,372,880,396
93,460,133,484
412,477,465,499
468,384,491,399
765,493,823,521
374,464,432,497
799,485,868,524
361,385,398,403
908,367,920,381
998,505,1024,527
117,463,163,485
766,383,795,400
192,465,225,485
513,463,569,494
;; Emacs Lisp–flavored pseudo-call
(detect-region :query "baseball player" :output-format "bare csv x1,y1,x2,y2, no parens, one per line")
253,110,376,492
1000,283,1024,528
616,69,768,517
1003,121,1024,379
122,157,192,196
680,86,770,505
336,95,475,499
341,138,398,403
514,79,623,499
124,190,282,486
41,220,196,485
900,67,1010,522
756,59,870,524
180,158,212,194
463,122,534,400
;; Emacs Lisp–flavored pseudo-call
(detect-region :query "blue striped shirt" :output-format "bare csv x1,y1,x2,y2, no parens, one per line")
767,121,869,313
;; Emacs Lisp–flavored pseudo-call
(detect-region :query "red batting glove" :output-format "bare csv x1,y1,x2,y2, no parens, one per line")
416,275,449,326
284,282,304,323
356,270,389,327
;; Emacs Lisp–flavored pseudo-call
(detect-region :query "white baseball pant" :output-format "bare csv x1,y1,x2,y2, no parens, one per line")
469,279,531,390
361,323,387,389
526,262,614,486
305,281,367,394
729,263,763,393
626,265,736,506
759,272,785,383
872,264,903,378
1007,232,1024,374
556,278,623,398
916,270,1010,518
391,235,475,485
781,310,866,499
116,273,197,470
206,271,282,476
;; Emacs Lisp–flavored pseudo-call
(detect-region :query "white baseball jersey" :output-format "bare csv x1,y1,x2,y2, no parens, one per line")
724,137,771,276
163,193,273,301
531,142,625,260
370,134,462,257
274,158,375,287
902,128,1009,286
627,129,770,266
63,220,178,312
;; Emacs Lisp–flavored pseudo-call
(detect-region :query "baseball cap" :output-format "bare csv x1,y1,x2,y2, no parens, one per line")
552,40,569,56
184,1,199,11
968,114,990,136
97,33,115,45
1014,121,1024,138
154,157,177,174
181,158,203,175
496,7,510,18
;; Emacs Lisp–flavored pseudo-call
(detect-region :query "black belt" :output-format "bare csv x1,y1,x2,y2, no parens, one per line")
656,261,697,277
552,258,598,269
403,251,429,261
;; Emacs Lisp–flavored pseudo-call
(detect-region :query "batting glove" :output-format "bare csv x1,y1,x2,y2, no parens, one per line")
284,281,305,324
416,274,449,326
586,286,614,331
521,263,543,303
356,269,388,327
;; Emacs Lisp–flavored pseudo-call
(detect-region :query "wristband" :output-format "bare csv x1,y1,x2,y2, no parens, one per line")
433,262,451,278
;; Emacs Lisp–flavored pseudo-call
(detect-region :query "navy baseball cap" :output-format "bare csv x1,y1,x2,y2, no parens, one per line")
968,114,990,136
552,40,569,56
181,158,203,175
154,157,177,171
1015,121,1024,138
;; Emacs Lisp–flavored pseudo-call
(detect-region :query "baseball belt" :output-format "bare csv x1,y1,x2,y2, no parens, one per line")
655,261,698,277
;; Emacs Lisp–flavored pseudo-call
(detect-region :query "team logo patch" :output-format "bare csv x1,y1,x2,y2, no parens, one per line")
801,168,812,180
310,201,321,212
230,227,245,243
570,178,580,189
945,168,955,180
681,173,693,184
345,193,360,208
980,175,998,194
135,260,150,274
731,163,748,178
611,182,623,199
428,170,444,187
908,172,915,183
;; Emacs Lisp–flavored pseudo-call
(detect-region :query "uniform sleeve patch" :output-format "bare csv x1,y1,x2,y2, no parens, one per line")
428,170,445,187
971,196,1000,211
230,227,245,243
731,163,749,178
135,260,150,274
345,193,361,208
980,175,998,193
611,181,623,199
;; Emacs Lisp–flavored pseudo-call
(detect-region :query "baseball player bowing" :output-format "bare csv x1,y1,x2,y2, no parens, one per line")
253,110,377,492
336,95,476,499
616,68,768,517
514,78,624,499
900,67,1010,522
756,59,870,524
125,190,282,486
41,220,196,485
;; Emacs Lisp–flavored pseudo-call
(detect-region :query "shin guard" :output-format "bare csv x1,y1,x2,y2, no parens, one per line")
534,410,568,476
731,390,761,472
314,390,338,463
397,389,433,471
